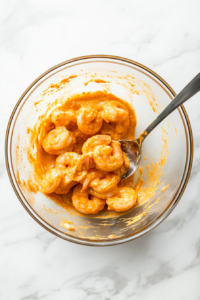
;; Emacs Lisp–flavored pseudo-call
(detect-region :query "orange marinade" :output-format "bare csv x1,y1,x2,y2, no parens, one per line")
27,91,137,214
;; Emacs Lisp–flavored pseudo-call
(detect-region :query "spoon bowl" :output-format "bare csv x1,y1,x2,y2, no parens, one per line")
119,139,141,179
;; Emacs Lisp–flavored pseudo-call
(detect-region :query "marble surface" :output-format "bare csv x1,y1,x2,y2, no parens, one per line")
1,0,200,299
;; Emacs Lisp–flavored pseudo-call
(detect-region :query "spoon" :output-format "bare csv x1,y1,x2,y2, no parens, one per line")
120,73,200,180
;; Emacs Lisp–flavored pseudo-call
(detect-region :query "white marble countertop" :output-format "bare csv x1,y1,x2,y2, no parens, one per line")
1,0,200,299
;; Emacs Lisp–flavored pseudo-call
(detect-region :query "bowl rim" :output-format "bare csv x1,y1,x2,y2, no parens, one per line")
5,54,193,246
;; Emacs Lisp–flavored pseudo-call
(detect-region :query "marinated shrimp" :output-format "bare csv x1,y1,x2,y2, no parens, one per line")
72,154,95,183
89,186,119,200
42,127,75,155
51,109,76,127
82,135,111,154
106,187,137,212
46,153,78,194
77,107,103,135
55,152,80,169
30,91,138,215
55,152,94,187
77,154,95,171
40,168,63,194
72,184,106,214
93,141,124,172
90,173,120,193
55,178,77,194
88,173,120,200
101,101,129,139
81,169,104,191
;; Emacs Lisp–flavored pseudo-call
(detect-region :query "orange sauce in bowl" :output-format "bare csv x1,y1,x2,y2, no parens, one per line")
16,74,169,223
26,91,138,212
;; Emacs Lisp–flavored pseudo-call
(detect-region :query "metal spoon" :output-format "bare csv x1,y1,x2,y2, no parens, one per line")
120,73,200,180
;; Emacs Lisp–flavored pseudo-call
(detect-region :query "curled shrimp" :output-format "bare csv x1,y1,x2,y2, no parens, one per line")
77,107,103,135
73,154,95,182
51,109,76,127
81,169,104,191
54,152,79,193
101,101,129,139
106,187,137,212
89,186,119,200
93,141,124,172
90,173,120,193
42,127,75,155
40,168,63,194
54,154,76,194
86,172,120,199
72,184,106,214
55,152,80,169
82,135,111,154
55,152,94,187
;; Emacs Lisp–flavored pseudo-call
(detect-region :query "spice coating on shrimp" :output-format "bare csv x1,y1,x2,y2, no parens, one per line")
90,173,120,193
101,101,129,139
72,184,106,214
40,168,63,194
89,187,119,200
106,187,137,212
51,109,76,127
82,135,111,154
81,169,104,191
93,141,124,172
77,107,103,135
26,91,138,215
42,127,75,155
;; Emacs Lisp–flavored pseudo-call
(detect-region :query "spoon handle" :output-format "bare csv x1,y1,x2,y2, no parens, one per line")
143,73,200,138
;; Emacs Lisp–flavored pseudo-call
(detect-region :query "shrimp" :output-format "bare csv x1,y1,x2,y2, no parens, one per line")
93,141,124,172
55,152,94,185
77,154,95,171
55,152,80,169
89,186,119,200
101,101,129,139
42,127,75,155
82,135,111,154
55,178,77,194
77,107,103,135
73,154,95,183
81,169,104,191
72,184,106,214
106,187,137,212
51,109,76,127
90,173,120,193
40,168,63,194
84,172,120,199
53,152,79,193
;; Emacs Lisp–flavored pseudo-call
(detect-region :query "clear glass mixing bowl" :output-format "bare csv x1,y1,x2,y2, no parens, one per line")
5,55,193,246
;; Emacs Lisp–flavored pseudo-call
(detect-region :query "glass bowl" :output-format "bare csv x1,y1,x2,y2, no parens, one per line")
5,55,193,246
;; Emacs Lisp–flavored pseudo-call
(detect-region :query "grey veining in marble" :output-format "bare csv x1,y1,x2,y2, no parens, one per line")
1,0,200,299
